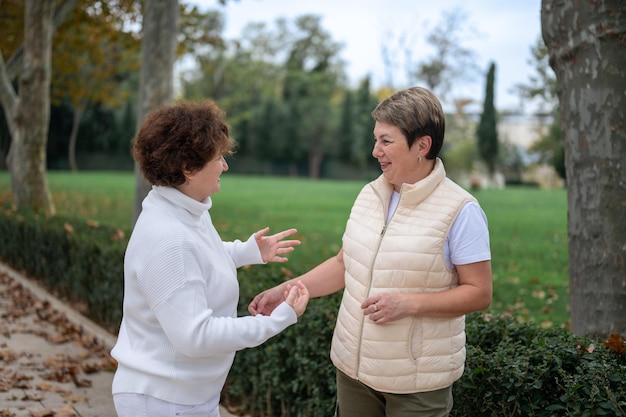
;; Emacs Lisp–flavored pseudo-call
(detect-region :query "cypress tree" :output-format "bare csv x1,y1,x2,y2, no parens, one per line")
477,62,499,176
354,77,377,169
337,90,355,161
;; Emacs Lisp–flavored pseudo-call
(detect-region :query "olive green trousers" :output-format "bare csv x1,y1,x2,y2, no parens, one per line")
335,369,453,417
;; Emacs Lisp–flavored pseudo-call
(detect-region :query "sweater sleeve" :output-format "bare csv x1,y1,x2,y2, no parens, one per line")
152,280,297,358
222,233,264,267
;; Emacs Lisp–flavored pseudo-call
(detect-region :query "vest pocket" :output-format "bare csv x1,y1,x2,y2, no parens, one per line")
408,317,423,362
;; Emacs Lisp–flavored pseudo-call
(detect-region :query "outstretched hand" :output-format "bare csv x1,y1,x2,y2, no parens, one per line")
254,227,301,263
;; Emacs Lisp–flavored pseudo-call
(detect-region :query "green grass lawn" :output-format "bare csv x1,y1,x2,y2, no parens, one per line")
0,171,569,327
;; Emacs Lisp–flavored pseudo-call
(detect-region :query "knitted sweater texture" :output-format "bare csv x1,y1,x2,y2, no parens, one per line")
111,186,296,405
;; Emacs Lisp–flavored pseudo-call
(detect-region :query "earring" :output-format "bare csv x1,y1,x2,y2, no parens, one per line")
418,157,422,163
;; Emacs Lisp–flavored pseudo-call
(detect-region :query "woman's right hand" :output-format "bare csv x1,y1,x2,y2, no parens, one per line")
283,281,309,317
249,284,286,316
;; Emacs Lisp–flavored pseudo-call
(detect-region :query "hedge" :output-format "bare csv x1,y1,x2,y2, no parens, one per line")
0,204,125,332
1,205,624,416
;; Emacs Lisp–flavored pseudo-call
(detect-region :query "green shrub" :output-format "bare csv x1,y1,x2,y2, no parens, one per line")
454,314,626,416
226,298,626,417
0,204,125,331
225,264,340,417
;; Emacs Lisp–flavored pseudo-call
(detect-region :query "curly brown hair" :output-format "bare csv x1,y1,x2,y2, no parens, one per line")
132,100,235,186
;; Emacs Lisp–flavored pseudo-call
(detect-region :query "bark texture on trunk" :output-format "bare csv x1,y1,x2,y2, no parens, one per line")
542,0,626,337
132,0,179,225
11,0,56,215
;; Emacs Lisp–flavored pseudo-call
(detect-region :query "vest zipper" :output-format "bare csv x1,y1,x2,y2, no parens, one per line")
354,222,388,380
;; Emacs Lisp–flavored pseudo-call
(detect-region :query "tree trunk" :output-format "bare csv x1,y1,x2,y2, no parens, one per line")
308,152,322,179
542,0,626,337
308,136,324,179
0,54,18,143
132,0,178,225
10,0,56,215
68,105,84,172
0,0,77,172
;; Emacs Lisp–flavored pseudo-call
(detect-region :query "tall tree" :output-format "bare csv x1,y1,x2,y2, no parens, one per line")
132,0,179,224
515,35,565,180
0,0,60,215
51,0,140,171
1,0,140,173
0,0,77,81
0,0,77,213
249,96,287,163
514,36,558,115
335,79,376,172
354,77,378,170
281,15,342,178
476,62,498,178
337,89,355,161
410,8,478,103
182,18,285,157
542,0,626,337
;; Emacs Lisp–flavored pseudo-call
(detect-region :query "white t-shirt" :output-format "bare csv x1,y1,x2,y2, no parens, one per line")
387,191,491,269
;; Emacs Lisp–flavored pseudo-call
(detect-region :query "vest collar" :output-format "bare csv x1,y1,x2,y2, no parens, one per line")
371,157,446,206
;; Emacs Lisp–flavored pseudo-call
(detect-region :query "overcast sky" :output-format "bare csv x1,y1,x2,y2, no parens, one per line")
189,0,544,114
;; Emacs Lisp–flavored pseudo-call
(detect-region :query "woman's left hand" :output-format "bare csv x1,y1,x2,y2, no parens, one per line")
361,293,411,324
254,227,301,263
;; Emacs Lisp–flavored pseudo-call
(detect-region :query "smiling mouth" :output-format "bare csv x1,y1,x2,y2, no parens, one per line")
380,162,390,170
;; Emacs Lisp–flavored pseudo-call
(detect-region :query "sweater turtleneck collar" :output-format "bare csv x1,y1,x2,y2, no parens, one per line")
152,185,213,217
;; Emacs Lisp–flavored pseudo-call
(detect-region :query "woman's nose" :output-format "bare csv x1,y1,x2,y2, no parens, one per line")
372,143,382,158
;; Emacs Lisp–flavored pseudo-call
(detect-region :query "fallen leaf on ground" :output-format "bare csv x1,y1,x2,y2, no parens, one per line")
29,409,54,417
54,405,78,417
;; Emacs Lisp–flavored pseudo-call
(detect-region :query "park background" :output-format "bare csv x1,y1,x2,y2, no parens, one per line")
0,1,624,416
0,0,571,328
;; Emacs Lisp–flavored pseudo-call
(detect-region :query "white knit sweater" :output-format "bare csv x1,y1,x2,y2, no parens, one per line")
111,186,297,406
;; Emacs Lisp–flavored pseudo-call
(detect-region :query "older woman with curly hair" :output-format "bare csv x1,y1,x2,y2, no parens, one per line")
111,100,308,417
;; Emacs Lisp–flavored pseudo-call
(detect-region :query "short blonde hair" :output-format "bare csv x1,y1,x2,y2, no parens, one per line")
371,87,445,158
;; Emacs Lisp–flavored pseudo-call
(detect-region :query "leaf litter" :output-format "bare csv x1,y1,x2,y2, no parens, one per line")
0,271,116,416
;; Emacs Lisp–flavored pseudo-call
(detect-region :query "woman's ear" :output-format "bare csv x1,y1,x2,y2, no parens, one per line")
181,166,194,182
418,135,432,156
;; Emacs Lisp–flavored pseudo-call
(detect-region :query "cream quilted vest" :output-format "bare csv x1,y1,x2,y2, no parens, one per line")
331,159,476,394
